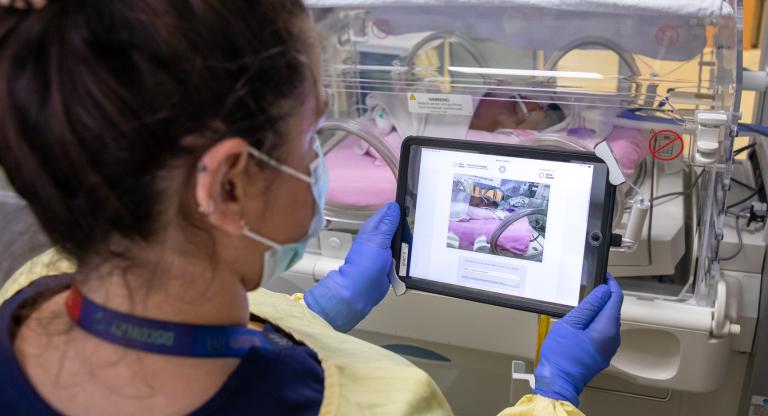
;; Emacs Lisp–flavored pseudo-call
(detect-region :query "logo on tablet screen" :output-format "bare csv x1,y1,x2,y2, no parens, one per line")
538,170,555,180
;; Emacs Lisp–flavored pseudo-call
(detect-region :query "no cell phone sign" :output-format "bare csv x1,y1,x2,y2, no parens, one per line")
649,130,684,161
656,25,680,48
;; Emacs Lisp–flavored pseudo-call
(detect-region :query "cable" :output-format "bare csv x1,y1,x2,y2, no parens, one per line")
650,191,686,201
731,177,756,191
719,215,743,261
651,169,761,208
634,159,647,190
651,169,704,202
733,143,756,156
727,189,760,210
616,111,768,141
617,108,684,126
740,123,768,137
720,208,752,261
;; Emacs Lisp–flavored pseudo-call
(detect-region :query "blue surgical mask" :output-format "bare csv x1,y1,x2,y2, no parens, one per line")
242,137,328,285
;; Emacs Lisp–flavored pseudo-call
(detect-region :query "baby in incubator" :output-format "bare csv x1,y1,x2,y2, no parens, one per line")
353,92,566,165
325,92,647,208
469,93,566,132
351,93,643,171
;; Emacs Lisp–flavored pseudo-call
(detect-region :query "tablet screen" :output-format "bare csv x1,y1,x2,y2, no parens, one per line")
401,145,600,308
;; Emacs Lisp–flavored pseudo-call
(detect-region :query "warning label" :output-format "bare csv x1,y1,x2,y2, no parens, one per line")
648,129,684,161
407,93,474,116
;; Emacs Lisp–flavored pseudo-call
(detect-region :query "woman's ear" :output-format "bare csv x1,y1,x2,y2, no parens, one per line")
195,138,253,235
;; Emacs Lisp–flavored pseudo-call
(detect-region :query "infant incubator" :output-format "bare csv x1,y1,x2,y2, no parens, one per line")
269,1,768,414
0,0,764,414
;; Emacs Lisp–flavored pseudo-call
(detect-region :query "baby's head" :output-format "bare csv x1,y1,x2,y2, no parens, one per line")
470,92,546,132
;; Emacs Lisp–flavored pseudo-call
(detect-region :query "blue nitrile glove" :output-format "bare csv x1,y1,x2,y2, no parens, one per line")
304,202,400,332
533,275,624,407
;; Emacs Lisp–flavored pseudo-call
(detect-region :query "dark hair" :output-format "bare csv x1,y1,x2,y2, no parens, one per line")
0,0,311,263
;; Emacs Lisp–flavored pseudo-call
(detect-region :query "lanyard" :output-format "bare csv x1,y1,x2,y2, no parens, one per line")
65,286,293,358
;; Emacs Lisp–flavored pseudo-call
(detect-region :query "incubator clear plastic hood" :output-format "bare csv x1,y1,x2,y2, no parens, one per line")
305,0,733,18
291,0,751,397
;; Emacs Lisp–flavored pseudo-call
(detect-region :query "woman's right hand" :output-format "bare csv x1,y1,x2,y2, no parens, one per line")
533,276,623,407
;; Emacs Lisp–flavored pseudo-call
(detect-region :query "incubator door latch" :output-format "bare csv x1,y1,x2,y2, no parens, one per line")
594,141,626,186
694,111,728,165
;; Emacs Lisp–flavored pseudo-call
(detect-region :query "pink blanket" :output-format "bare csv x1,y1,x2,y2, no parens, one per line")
448,218,532,255
605,127,646,175
326,137,397,207
326,127,646,208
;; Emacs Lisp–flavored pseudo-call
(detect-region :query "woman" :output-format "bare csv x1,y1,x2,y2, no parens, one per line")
0,1,623,414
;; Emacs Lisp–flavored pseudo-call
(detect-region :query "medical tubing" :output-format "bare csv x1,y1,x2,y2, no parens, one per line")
719,216,743,261
317,119,399,224
732,177,757,191
740,123,768,137
525,133,628,230
626,181,645,201
618,110,768,140
720,208,751,261
632,159,648,191
527,133,590,152
651,169,704,202
734,143,757,156
727,189,760,210
489,208,547,260
318,119,399,175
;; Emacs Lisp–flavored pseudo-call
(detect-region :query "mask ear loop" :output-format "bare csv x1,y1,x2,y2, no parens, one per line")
248,147,312,185
241,220,281,249
240,125,323,246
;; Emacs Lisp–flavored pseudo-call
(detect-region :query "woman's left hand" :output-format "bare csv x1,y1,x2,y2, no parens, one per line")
533,276,623,407
304,202,400,332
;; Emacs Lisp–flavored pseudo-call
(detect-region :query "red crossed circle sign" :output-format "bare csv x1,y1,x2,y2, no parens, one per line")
656,25,680,48
648,130,684,161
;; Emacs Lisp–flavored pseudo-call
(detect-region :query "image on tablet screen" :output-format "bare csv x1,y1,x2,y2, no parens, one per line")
407,146,592,306
447,174,550,263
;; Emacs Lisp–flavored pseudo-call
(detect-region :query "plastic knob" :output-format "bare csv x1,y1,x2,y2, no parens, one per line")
610,233,623,247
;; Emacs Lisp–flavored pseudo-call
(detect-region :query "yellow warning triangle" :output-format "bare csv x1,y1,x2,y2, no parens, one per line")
409,94,416,101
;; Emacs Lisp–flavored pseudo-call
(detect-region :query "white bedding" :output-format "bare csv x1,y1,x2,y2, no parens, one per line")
304,0,733,18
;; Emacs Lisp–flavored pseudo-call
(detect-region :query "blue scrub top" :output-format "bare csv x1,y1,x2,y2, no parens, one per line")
0,275,324,415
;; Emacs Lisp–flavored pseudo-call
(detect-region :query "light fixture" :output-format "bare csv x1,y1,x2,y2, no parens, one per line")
448,66,605,79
